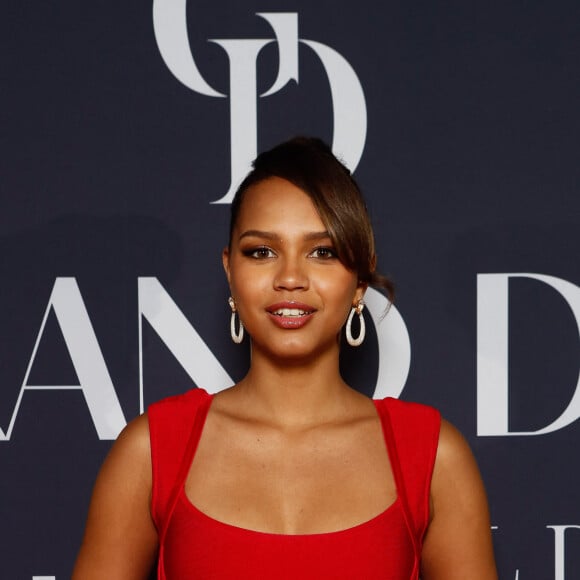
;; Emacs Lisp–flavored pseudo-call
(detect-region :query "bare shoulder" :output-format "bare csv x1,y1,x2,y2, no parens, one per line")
420,418,498,579
434,418,480,474
105,413,152,471
90,413,153,499
72,413,158,580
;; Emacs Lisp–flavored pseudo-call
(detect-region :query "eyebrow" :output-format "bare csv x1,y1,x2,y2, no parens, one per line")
238,230,331,242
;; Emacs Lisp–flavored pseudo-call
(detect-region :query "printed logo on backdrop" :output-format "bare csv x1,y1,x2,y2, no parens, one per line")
477,273,580,436
0,279,409,441
1,7,411,443
5,272,578,441
152,2,367,203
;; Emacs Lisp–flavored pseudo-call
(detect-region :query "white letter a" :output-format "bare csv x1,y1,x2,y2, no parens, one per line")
0,278,126,441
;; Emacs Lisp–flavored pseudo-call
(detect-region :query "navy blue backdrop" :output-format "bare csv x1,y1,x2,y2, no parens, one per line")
1,1,579,578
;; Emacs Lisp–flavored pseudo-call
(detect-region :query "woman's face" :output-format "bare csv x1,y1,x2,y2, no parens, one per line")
223,176,365,361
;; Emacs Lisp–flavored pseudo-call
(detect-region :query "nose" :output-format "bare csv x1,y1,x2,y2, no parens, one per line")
273,255,309,291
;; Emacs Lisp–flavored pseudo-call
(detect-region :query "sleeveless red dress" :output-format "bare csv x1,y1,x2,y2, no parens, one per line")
148,389,440,579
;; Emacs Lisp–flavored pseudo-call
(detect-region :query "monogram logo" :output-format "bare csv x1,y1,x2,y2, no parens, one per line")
152,3,367,203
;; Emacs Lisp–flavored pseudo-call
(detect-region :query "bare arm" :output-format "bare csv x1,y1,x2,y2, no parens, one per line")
72,414,158,580
420,419,497,579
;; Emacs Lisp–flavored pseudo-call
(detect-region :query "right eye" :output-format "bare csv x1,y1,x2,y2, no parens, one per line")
243,246,276,259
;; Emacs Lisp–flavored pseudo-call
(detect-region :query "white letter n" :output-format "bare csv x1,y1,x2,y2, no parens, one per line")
138,277,233,413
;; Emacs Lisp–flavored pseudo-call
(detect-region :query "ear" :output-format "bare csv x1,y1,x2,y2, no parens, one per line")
353,281,367,306
222,246,231,285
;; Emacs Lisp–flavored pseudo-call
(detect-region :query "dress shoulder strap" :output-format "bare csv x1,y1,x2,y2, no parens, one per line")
374,397,441,543
148,388,212,536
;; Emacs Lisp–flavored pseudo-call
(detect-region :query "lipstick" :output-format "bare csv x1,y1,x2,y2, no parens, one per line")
266,301,316,329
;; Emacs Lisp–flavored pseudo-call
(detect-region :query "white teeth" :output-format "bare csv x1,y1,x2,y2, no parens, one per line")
272,308,309,317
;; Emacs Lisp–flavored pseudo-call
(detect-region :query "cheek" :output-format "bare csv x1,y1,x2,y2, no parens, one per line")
317,273,359,306
229,266,266,304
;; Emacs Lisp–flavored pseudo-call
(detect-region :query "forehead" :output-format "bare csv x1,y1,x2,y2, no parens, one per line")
234,177,325,233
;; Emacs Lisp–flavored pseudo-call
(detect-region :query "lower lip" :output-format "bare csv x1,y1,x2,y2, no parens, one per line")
267,312,314,329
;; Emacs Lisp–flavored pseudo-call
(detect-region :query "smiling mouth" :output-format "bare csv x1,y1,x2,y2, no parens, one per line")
271,308,313,317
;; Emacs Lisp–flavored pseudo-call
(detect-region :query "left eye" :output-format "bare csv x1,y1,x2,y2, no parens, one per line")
310,247,336,259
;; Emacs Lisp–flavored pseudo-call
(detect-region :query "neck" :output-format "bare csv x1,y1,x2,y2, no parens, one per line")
233,344,355,429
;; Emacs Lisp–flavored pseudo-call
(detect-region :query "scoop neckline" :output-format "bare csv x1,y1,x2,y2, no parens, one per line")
179,488,401,538
179,390,400,538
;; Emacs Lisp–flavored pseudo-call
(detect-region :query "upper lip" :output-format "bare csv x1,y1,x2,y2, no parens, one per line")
266,301,316,315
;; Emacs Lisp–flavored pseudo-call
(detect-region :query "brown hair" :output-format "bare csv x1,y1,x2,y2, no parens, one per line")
229,137,394,301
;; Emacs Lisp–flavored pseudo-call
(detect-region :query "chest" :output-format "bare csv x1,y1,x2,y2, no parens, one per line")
185,415,397,534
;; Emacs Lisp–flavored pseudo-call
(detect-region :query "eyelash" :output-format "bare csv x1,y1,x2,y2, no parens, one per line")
310,246,336,259
241,246,337,260
243,246,275,259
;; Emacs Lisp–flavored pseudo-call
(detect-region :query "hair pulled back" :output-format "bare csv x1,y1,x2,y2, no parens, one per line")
229,137,394,301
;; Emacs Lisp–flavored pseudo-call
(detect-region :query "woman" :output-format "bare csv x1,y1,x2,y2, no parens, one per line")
73,137,497,579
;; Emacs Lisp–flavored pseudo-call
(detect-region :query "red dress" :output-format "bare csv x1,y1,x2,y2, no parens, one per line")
148,389,440,579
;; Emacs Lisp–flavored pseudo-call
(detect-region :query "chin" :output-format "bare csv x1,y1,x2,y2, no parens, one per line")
257,338,335,364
